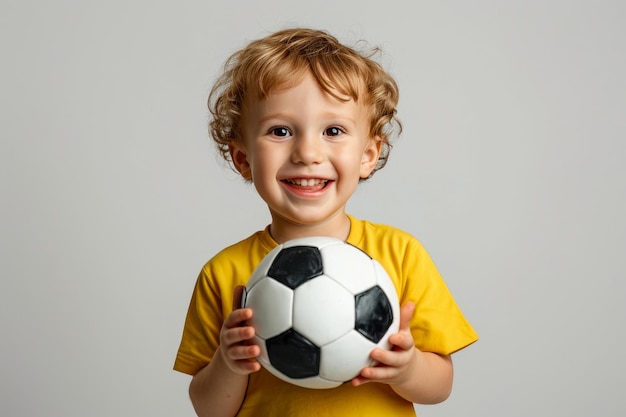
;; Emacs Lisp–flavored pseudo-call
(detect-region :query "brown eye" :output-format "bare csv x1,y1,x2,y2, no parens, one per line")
324,126,344,137
271,127,291,137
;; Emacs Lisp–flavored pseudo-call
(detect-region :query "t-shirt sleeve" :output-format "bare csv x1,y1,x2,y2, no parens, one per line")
403,238,478,355
173,265,225,375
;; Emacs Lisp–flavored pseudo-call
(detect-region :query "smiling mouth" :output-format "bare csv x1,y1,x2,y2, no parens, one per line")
284,178,329,187
283,178,331,191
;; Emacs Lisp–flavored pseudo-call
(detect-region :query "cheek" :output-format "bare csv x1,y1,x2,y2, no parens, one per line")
335,153,366,179
250,145,282,176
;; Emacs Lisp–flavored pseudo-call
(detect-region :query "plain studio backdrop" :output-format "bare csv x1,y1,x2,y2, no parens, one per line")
1,1,624,416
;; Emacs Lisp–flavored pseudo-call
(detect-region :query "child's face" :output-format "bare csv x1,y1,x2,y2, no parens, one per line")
231,72,381,238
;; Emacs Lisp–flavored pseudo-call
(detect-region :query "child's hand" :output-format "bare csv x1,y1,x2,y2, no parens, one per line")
351,302,418,387
216,285,262,376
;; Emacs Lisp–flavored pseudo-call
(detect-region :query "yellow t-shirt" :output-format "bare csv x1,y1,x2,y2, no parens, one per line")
174,215,478,416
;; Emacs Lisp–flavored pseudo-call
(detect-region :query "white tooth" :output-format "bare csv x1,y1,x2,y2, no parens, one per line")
289,178,326,186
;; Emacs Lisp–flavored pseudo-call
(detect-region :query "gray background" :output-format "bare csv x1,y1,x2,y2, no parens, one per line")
2,1,624,416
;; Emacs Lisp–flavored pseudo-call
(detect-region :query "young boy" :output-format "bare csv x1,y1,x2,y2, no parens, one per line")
174,28,478,417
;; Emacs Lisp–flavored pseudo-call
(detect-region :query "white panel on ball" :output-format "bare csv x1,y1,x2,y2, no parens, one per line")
320,243,377,294
292,275,355,346
319,330,377,382
246,278,293,339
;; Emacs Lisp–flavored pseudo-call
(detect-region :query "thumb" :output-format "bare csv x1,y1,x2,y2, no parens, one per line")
233,285,246,311
398,301,416,331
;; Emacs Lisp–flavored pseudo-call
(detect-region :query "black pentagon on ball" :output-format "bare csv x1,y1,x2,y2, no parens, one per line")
266,328,321,379
355,286,394,343
267,246,323,289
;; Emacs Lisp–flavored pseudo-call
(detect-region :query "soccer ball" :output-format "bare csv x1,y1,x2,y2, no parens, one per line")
242,236,400,389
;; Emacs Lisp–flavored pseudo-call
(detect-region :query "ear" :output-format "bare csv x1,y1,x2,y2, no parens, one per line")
359,136,383,179
229,143,252,180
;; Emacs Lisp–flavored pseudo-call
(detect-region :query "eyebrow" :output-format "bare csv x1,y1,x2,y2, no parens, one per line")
257,112,357,125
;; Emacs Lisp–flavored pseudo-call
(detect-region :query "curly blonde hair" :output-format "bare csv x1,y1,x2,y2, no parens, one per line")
208,28,401,179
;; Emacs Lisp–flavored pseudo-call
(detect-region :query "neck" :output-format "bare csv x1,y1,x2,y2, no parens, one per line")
269,213,351,243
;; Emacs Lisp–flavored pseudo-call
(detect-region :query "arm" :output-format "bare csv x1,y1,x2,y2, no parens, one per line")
352,302,454,404
189,286,261,417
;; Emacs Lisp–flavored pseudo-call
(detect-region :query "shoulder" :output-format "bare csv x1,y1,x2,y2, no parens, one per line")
347,215,433,281
348,214,439,276
348,215,423,252
209,226,277,263
199,228,277,286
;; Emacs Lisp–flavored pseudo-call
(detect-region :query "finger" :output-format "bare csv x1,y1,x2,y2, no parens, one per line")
371,345,413,368
239,360,262,373
226,343,261,361
221,324,256,346
218,342,261,375
351,374,370,387
233,358,262,374
358,364,399,382
223,307,254,329
388,328,416,351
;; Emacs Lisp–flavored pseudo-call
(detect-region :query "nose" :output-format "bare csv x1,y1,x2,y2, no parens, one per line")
291,133,325,165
